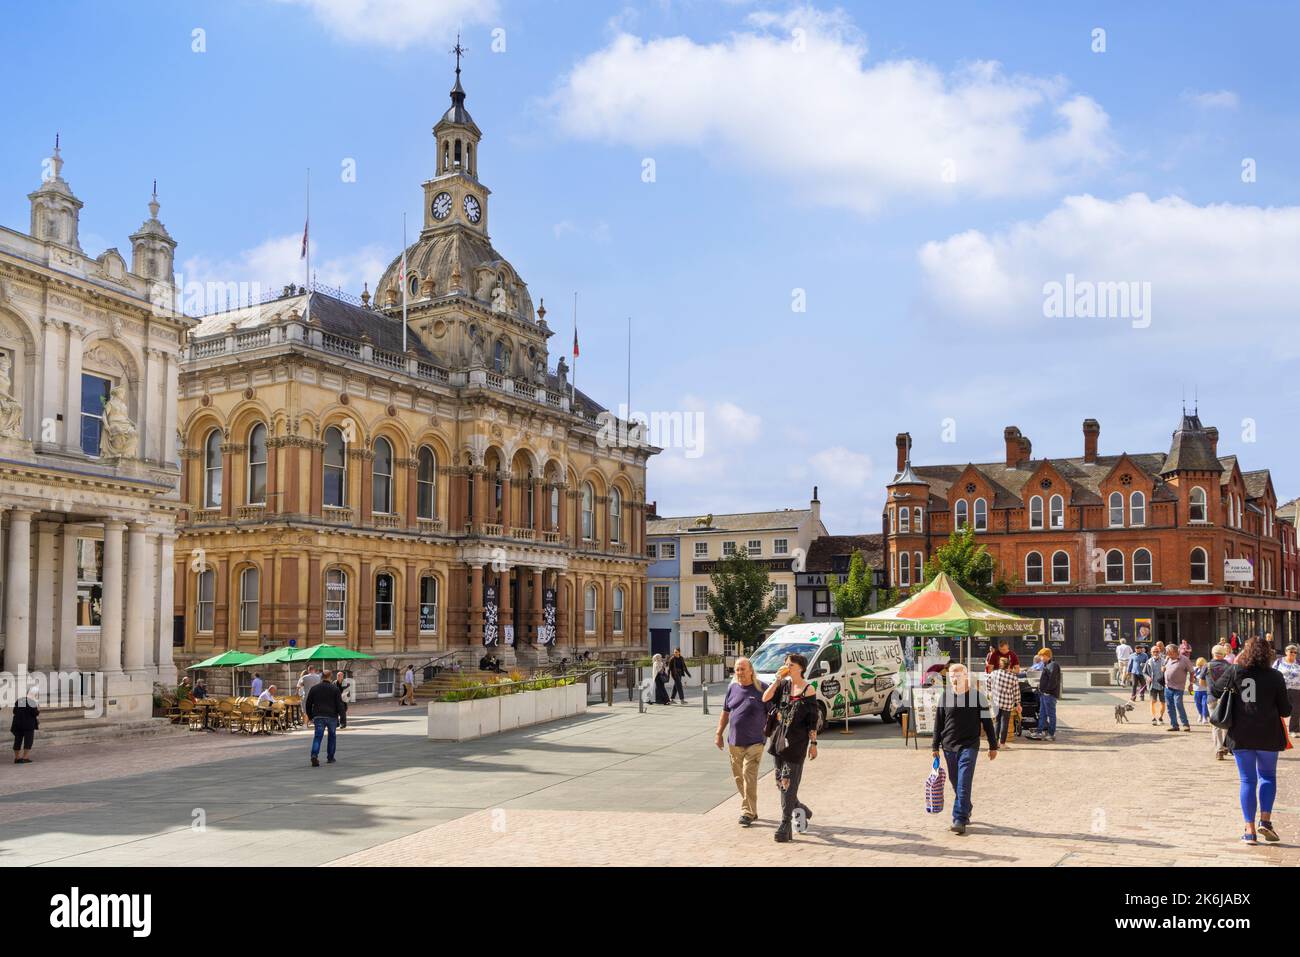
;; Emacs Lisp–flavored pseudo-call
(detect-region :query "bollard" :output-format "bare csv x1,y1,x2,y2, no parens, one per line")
701,683,709,715
606,668,614,708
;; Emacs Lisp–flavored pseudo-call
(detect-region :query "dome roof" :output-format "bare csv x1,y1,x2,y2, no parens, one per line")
376,228,535,322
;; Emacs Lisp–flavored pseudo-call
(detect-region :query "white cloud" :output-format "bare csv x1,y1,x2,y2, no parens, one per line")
273,0,497,50
916,193,1300,346
553,219,612,243
549,8,1114,213
1183,89,1239,110
181,233,387,312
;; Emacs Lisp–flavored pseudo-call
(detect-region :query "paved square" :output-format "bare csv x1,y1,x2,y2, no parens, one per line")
1,672,1295,867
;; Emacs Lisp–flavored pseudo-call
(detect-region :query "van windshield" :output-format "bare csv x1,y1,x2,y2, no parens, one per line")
750,642,819,673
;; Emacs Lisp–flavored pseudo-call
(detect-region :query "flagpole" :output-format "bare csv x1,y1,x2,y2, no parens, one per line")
626,315,631,427
304,168,311,323
401,213,408,353
571,290,578,407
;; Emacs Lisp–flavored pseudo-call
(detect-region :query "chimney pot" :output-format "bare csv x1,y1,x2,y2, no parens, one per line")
895,432,911,474
1083,418,1100,464
1004,426,1024,468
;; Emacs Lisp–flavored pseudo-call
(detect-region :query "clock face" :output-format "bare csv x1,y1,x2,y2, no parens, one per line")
463,195,482,224
431,192,452,220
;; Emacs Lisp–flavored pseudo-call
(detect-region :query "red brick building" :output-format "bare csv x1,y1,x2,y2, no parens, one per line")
883,414,1300,664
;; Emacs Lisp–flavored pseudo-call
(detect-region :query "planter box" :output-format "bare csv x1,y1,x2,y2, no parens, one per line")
427,682,587,742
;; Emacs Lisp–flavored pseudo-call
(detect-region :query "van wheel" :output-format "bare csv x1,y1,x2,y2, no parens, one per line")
879,696,895,724
817,702,828,732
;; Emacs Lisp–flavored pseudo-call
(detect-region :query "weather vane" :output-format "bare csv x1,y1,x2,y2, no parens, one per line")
452,33,467,75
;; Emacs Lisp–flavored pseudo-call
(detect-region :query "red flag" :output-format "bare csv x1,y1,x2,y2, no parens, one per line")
300,218,309,259
573,326,579,358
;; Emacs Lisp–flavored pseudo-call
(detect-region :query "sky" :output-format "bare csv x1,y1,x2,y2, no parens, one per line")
3,1,1298,532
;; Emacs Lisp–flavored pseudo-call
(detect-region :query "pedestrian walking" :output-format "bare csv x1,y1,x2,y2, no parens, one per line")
1192,658,1211,724
715,657,768,827
1163,644,1193,732
651,653,671,704
762,652,819,843
305,669,344,767
1145,646,1167,725
1207,644,1232,759
10,687,38,764
668,647,691,703
1114,636,1133,687
1129,644,1150,701
336,670,352,728
1272,644,1300,735
1029,648,1062,741
1212,637,1293,844
250,673,264,697
401,664,416,705
987,656,1021,747
298,666,322,721
930,663,998,835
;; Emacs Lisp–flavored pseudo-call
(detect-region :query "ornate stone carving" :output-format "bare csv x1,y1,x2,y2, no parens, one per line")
101,382,139,458
0,352,23,438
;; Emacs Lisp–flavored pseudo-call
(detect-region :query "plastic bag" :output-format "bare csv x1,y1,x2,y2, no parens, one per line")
924,756,946,814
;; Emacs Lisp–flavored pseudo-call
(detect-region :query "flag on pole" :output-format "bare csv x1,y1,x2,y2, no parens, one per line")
300,218,309,259
573,325,579,358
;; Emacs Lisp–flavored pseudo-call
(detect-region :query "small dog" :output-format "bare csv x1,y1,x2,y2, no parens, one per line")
1114,702,1134,724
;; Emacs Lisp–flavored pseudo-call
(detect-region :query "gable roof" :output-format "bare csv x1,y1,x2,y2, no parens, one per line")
648,509,812,535
910,451,1175,508
805,534,884,572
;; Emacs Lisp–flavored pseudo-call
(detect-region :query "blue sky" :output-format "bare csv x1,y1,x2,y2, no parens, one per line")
3,1,1298,531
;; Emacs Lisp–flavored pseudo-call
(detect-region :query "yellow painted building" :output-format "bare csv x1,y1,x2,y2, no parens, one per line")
174,64,656,695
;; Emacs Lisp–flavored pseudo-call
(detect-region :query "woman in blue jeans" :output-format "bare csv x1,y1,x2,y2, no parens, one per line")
1212,637,1293,845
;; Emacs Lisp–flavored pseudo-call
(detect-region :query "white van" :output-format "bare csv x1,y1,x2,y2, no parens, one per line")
749,622,904,728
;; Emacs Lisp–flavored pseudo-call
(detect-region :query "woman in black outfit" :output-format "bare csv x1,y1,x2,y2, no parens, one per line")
11,690,39,764
652,654,671,705
762,652,819,843
1212,637,1292,845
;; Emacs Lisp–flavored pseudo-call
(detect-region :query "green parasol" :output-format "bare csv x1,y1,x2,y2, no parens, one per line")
240,643,376,666
187,650,257,670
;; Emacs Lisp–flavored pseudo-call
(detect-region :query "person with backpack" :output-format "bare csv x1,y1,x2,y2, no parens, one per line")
1212,637,1292,845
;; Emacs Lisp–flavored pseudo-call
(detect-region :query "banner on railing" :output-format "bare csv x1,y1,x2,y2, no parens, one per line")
483,584,498,646
540,588,557,645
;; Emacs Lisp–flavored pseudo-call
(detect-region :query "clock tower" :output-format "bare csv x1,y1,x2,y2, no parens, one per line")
423,40,490,237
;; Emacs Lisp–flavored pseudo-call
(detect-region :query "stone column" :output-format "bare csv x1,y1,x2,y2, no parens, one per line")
33,521,57,670
471,468,487,526
220,446,234,517
500,473,512,530
62,323,85,454
498,566,512,645
532,480,544,534
157,532,176,672
124,522,151,671
4,510,32,671
469,564,484,645
162,351,179,468
604,578,614,645
405,460,418,528
100,520,126,673
58,524,80,670
39,319,61,445
531,567,544,643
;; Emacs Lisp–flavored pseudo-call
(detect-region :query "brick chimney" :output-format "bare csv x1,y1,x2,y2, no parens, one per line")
1083,418,1100,464
810,486,821,526
1206,427,1219,457
895,432,912,473
1004,426,1031,468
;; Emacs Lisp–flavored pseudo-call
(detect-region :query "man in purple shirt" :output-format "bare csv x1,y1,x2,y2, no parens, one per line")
1163,649,1194,732
715,657,770,827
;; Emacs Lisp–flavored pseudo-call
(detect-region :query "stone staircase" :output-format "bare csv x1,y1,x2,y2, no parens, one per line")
30,707,189,747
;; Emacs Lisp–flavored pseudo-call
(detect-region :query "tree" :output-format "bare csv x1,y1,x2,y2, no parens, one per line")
919,525,1014,606
705,550,784,653
827,550,876,618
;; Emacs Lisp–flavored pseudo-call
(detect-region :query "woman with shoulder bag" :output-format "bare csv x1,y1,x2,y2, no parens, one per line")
761,652,819,844
11,687,39,764
1212,637,1293,845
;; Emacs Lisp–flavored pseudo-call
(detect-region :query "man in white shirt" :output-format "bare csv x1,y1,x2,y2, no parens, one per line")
1114,638,1134,686
401,666,416,705
256,685,276,709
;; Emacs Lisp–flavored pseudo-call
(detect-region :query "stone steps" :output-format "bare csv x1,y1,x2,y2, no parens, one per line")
29,709,189,747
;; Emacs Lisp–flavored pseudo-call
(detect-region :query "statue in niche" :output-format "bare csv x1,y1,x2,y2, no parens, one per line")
101,382,139,458
556,355,568,390
469,330,486,369
0,353,22,438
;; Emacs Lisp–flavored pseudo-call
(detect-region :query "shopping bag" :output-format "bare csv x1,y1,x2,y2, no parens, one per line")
1283,718,1294,752
924,756,946,814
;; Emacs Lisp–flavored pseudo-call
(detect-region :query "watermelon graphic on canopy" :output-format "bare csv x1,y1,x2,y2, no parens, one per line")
843,571,1039,639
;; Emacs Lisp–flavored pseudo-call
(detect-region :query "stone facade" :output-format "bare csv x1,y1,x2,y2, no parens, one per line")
0,141,189,720
175,66,656,695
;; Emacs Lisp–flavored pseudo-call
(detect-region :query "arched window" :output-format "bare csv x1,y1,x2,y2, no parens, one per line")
550,484,560,530
493,468,504,521
914,507,924,531
1025,552,1044,584
417,446,437,519
372,437,393,514
204,429,223,508
1049,495,1065,529
1051,550,1070,584
581,482,595,540
323,426,347,508
954,499,968,530
1189,486,1207,523
889,507,896,533
1133,548,1152,583
196,568,215,631
493,340,506,373
1130,491,1146,527
915,551,923,580
613,587,625,633
974,498,988,531
1108,492,1124,527
609,488,623,544
408,273,419,297
1029,496,1043,529
584,584,597,633
419,576,439,632
899,551,911,586
1190,547,1209,583
239,567,260,632
247,423,267,505
325,568,348,633
899,507,910,533
1105,549,1124,583
374,572,394,633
